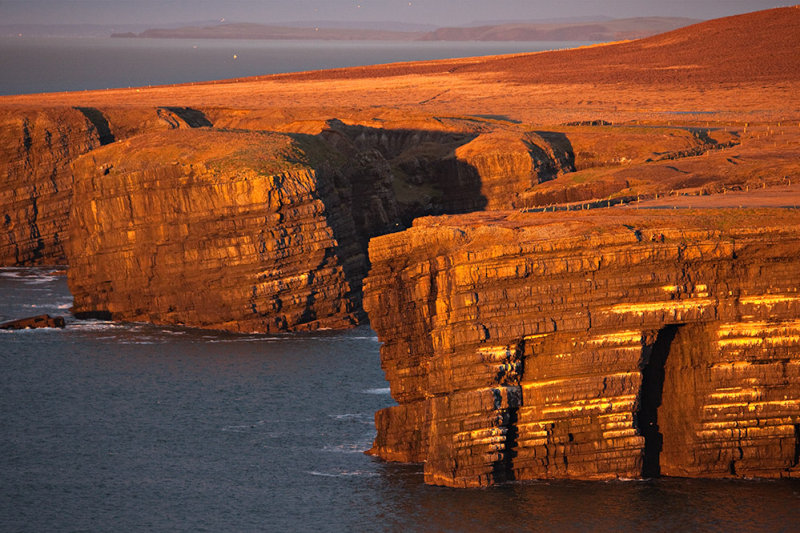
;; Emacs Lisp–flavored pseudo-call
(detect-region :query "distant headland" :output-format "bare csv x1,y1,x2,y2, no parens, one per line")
111,17,700,42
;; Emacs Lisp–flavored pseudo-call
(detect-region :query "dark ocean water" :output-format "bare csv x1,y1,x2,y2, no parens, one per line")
0,37,593,96
2,268,800,532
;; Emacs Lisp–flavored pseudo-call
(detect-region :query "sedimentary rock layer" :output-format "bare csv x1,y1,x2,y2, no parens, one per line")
0,108,102,265
62,123,576,332
0,105,212,266
68,129,366,332
364,210,800,486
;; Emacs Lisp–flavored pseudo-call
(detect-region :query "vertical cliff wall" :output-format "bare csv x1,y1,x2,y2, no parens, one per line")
0,105,197,266
0,108,103,265
364,210,800,486
0,109,575,270
68,129,366,332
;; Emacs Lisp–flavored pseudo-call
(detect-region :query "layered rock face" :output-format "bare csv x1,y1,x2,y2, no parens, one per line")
68,129,366,332
0,108,103,265
364,210,800,486
0,105,198,266
53,119,576,333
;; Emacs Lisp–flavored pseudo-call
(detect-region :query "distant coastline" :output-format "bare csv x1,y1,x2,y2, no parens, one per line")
112,17,701,42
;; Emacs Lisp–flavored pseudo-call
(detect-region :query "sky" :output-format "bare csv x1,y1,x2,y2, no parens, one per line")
0,0,792,26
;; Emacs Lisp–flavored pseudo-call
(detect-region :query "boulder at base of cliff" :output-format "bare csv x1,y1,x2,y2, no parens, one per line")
0,314,66,329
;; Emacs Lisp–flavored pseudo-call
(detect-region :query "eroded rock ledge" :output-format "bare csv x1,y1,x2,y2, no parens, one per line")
363,210,800,486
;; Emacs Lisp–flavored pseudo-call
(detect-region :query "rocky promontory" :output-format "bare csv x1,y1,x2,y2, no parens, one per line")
67,129,368,332
364,210,800,486
0,6,799,486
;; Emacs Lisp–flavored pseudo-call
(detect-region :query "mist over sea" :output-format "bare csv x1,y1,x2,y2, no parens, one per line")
0,37,591,95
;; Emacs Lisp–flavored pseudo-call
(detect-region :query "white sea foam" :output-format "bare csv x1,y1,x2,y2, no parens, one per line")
204,337,276,344
0,268,61,283
361,387,391,395
66,321,125,332
21,276,58,285
159,329,187,336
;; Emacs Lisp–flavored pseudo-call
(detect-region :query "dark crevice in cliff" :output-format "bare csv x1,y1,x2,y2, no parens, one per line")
74,107,115,145
793,424,800,468
490,386,521,485
636,325,680,478
27,187,45,263
494,405,519,484
530,131,575,179
22,119,33,152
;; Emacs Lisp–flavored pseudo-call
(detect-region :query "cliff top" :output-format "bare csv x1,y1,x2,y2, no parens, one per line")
368,208,800,261
72,129,339,177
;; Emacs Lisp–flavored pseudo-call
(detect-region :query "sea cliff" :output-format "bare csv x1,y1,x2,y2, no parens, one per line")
67,129,368,331
364,210,800,486
1,6,799,486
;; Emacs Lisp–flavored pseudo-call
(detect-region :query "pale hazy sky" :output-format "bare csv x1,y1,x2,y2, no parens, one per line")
0,0,791,26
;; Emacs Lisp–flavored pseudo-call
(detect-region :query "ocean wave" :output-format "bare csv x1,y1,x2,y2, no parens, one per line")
0,270,60,285
0,327,62,334
65,321,127,332
160,329,187,336
222,420,266,433
203,337,277,344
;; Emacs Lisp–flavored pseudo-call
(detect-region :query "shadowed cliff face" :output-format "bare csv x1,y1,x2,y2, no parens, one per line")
363,210,800,487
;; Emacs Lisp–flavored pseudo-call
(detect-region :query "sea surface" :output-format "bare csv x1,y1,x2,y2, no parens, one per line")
0,37,593,96
2,269,800,532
